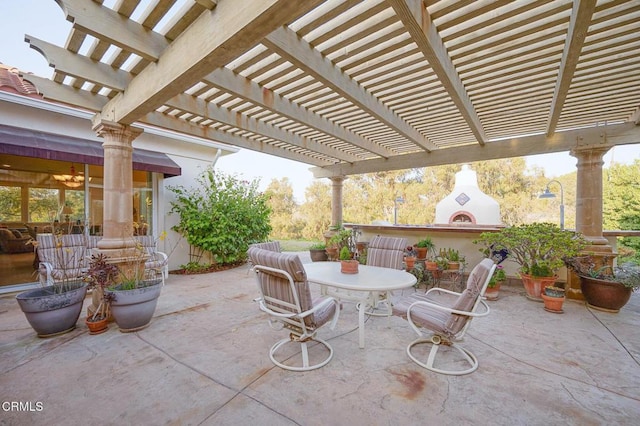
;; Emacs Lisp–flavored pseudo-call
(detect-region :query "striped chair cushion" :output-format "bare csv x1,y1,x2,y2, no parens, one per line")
366,236,407,269
444,258,494,335
247,247,319,329
249,241,281,252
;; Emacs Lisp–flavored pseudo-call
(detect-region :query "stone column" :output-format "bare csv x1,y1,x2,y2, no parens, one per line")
329,176,345,227
92,121,143,252
566,144,613,299
88,121,143,315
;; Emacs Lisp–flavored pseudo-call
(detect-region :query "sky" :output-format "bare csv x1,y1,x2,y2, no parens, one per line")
2,1,638,202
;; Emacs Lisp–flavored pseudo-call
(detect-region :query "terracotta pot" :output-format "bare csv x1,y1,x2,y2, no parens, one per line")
340,260,359,274
405,256,416,270
485,282,501,301
448,261,460,270
326,247,339,261
579,276,632,313
541,293,565,313
425,261,438,271
520,274,557,301
415,247,428,260
85,316,109,335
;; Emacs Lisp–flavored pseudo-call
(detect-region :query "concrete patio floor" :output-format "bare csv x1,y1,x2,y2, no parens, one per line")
1,253,639,425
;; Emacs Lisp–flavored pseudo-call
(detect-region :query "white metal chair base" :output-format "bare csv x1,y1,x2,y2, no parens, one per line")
407,335,479,376
269,336,334,371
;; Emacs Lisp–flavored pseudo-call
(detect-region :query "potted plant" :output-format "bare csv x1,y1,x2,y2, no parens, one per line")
565,255,640,312
475,222,586,301
442,248,464,270
485,265,506,301
107,241,164,332
541,285,566,313
83,253,119,334
15,233,89,337
327,228,352,261
339,246,358,274
414,237,435,260
309,242,328,262
404,246,417,270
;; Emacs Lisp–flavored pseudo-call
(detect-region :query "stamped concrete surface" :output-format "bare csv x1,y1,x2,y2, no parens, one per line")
1,253,639,425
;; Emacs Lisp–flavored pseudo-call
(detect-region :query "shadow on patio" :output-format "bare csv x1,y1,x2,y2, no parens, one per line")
1,253,639,425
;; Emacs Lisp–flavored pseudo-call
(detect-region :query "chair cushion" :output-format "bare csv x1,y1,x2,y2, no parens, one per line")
366,236,407,269
247,247,315,327
444,259,493,334
392,292,450,334
312,296,337,327
11,230,23,238
250,241,281,252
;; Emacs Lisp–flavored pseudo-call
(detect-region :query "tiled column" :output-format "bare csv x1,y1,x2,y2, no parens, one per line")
567,144,613,300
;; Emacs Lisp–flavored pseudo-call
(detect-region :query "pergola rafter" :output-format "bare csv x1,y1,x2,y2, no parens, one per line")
19,0,639,180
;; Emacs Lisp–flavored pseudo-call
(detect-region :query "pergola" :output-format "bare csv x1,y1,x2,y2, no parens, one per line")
19,1,640,258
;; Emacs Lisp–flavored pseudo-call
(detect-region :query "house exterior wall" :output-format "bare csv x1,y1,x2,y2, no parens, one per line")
0,92,237,272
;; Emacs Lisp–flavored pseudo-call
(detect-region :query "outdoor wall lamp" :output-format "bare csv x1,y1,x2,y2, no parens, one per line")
538,180,564,230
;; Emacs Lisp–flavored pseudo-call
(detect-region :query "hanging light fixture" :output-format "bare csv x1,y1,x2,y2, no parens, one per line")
52,164,85,188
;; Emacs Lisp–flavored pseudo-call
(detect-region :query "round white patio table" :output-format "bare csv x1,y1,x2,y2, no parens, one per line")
304,262,416,349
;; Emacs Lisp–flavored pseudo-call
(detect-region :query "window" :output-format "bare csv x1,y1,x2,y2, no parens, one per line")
0,185,21,221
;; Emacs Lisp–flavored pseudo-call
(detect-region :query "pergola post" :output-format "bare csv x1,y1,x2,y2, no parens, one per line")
330,176,345,227
89,120,143,314
566,144,614,300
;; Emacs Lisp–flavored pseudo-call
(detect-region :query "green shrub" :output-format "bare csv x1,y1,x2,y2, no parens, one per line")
169,168,271,264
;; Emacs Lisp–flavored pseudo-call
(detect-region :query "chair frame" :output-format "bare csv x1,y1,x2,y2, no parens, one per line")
404,260,496,375
252,264,339,371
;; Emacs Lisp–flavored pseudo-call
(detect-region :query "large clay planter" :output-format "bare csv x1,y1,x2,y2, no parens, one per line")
579,276,632,313
520,274,557,301
309,249,328,262
16,281,88,338
541,293,565,313
110,279,163,332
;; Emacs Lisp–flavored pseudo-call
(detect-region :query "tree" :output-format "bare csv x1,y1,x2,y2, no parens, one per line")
169,168,271,264
299,181,331,240
603,161,640,262
265,178,304,239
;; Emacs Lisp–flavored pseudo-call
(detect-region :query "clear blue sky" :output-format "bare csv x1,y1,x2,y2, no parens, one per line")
2,1,638,202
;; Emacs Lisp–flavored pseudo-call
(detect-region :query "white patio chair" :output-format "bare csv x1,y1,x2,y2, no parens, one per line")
392,258,496,375
248,247,340,371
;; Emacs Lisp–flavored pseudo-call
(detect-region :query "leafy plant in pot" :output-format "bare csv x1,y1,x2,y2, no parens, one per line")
309,242,328,262
83,253,119,334
404,246,417,270
414,237,435,260
485,265,506,301
564,255,640,313
475,223,586,301
339,246,359,274
541,285,566,313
